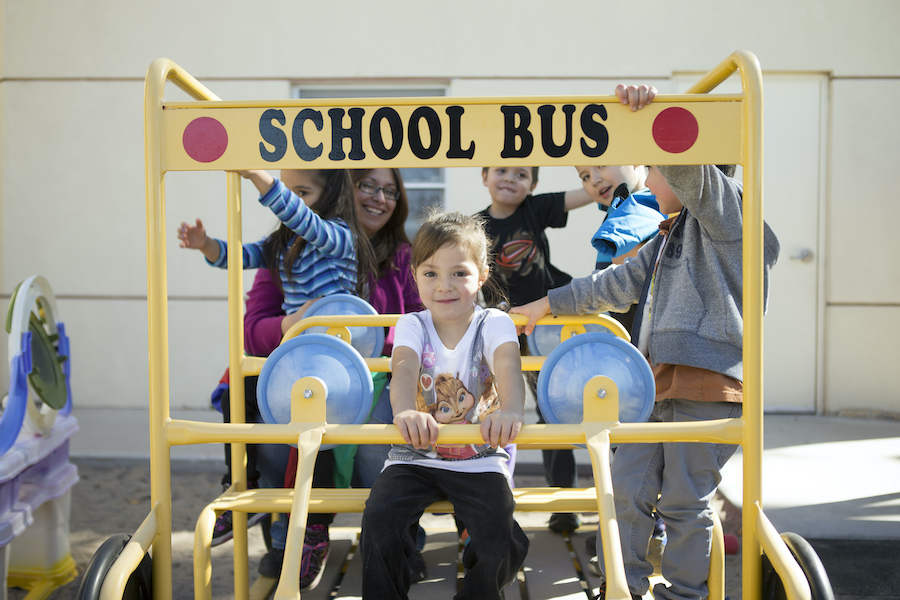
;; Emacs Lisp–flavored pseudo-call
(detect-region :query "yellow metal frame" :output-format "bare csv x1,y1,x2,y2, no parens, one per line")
126,51,811,600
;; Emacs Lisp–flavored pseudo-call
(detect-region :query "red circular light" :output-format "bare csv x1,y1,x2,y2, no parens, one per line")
183,117,228,163
652,107,699,154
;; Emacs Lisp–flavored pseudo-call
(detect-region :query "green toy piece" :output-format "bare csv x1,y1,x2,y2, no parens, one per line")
6,278,68,411
26,312,68,410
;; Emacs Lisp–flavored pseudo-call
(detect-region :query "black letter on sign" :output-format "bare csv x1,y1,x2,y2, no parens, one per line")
408,107,442,159
500,106,533,158
370,107,403,160
580,104,609,158
538,104,575,158
292,109,324,161
446,106,475,159
328,108,366,161
259,109,287,162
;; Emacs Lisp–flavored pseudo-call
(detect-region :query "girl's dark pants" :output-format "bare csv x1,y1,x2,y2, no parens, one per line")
360,464,529,600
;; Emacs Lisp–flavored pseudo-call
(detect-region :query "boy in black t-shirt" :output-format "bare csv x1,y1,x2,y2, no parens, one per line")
476,166,592,533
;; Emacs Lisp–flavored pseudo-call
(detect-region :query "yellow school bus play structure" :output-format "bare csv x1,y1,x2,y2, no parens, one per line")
84,50,828,600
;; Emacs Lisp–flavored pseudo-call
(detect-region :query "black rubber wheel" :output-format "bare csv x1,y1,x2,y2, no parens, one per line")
761,532,834,600
75,534,153,600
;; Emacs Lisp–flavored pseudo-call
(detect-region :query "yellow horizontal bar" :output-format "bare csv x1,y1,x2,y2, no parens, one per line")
164,98,741,171
270,313,628,373
242,355,265,376
282,312,628,341
162,93,744,111
210,486,605,514
165,419,743,447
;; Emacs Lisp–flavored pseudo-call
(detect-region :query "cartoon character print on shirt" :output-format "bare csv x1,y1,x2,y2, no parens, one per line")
420,372,499,460
411,311,500,460
415,372,500,426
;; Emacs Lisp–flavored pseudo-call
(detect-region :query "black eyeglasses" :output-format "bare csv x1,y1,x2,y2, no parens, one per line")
357,181,400,201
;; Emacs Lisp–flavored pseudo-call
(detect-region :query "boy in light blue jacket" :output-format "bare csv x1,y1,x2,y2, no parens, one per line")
574,163,666,332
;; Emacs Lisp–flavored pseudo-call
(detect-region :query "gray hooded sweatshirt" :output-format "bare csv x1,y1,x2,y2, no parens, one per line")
548,165,780,383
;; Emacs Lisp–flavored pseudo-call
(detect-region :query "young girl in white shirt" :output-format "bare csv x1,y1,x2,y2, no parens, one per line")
360,210,529,600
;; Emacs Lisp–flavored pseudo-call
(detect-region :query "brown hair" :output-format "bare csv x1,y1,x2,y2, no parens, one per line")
349,169,411,278
410,209,506,306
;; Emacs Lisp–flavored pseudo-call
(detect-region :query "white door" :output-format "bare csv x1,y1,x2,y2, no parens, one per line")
676,75,827,412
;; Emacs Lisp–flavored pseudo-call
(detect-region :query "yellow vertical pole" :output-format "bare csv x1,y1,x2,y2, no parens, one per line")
226,171,251,600
144,58,222,600
143,58,175,600
737,50,765,600
686,50,766,600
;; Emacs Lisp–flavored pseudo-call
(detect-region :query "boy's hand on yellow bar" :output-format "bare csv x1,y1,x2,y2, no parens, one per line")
509,297,551,336
615,84,657,112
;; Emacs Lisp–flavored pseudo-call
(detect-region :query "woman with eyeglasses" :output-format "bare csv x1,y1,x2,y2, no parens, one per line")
334,169,425,489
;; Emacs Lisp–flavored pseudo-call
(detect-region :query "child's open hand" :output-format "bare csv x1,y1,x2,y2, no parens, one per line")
177,219,209,250
480,409,524,448
615,84,657,112
509,297,551,336
232,170,276,196
394,409,439,450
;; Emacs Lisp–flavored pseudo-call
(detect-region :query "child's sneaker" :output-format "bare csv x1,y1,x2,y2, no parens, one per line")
648,515,667,573
211,510,268,547
548,512,581,533
588,555,602,577
408,549,428,583
300,524,330,591
258,547,284,578
592,582,643,600
652,514,666,540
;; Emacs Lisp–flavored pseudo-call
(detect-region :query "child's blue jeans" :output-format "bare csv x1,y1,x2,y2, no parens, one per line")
360,464,529,600
594,399,742,600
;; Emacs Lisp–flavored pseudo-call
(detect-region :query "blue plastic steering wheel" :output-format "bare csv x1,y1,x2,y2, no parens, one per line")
257,333,374,450
536,332,655,425
300,294,385,358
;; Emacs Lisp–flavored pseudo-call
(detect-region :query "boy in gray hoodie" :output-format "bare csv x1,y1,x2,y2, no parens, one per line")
511,85,781,600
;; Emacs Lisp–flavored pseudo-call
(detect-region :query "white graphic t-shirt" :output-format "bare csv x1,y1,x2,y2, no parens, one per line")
386,306,519,476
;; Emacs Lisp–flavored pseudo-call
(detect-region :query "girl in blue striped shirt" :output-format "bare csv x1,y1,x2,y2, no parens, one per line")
178,169,376,312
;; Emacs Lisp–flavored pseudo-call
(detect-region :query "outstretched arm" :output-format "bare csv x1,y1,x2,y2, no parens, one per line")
390,346,439,449
177,218,221,263
480,341,525,448
563,187,594,212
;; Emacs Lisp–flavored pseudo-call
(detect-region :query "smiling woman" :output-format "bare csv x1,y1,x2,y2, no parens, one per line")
352,169,399,238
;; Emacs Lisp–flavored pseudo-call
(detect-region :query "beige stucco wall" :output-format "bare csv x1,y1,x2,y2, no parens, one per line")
1,0,898,415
